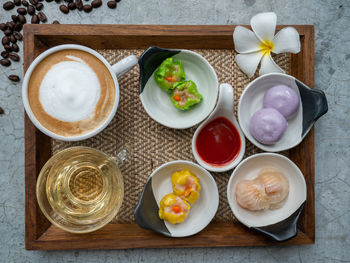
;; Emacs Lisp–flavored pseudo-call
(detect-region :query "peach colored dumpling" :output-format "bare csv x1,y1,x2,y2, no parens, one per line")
235,180,270,211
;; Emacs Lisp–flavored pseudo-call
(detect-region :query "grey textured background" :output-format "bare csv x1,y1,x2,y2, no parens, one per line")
0,0,349,262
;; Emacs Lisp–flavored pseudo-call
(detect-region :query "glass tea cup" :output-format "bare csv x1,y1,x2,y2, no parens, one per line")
36,146,128,234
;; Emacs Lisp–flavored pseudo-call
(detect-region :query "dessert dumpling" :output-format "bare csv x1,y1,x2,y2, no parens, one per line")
257,167,289,207
235,179,270,211
154,57,186,92
158,193,190,224
170,80,203,110
171,169,201,204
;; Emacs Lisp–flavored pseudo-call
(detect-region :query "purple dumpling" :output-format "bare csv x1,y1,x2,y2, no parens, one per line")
250,108,287,145
263,85,300,119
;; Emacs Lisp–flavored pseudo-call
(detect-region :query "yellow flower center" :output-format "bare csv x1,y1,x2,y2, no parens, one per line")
260,40,274,55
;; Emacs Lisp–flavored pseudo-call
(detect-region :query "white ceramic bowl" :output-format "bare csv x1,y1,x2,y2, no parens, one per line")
139,47,219,129
238,73,327,152
134,160,219,237
227,153,307,241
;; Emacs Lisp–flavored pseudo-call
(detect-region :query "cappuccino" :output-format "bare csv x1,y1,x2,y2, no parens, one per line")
27,49,115,137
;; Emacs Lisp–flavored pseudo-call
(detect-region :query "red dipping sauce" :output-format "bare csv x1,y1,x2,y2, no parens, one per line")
195,117,241,166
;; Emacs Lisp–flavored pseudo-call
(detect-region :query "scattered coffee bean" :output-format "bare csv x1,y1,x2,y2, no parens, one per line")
14,23,23,31
46,0,53,2
0,107,4,115
2,36,10,45
12,43,19,52
52,20,60,24
11,15,19,23
37,11,47,22
68,2,75,10
18,14,26,24
1,51,9,58
9,53,20,61
0,23,6,31
4,45,12,52
8,74,20,82
31,14,39,24
116,0,120,2
59,4,69,13
13,32,22,41
4,29,12,36
0,58,11,66
29,0,38,5
35,2,43,10
107,1,116,9
9,35,16,44
3,1,15,10
14,0,21,6
75,0,83,10
22,0,29,6
91,0,102,8
6,22,14,31
17,7,27,15
83,4,92,12
54,0,61,3
27,5,35,15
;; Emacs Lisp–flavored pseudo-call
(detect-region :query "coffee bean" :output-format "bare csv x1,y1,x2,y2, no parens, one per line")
35,2,43,10
1,51,9,58
14,23,23,31
3,2,15,10
54,0,61,3
17,7,27,15
75,0,82,10
52,20,60,24
12,43,19,52
4,29,12,36
37,11,47,22
116,0,120,2
29,0,38,5
27,5,35,15
31,14,39,24
59,4,69,13
68,2,75,10
107,1,116,9
13,32,22,40
4,45,12,52
9,53,20,61
0,23,7,31
14,0,21,6
2,36,10,45
22,0,29,6
18,14,26,24
9,35,16,44
8,75,20,82
82,4,92,12
0,58,11,66
12,15,19,23
0,107,4,115
91,0,101,8
6,22,14,31
46,0,53,2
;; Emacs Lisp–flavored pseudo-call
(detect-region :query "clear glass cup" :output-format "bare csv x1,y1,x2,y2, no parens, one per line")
36,146,128,234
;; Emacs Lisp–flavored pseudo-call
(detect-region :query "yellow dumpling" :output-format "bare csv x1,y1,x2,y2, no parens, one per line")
158,193,191,224
235,179,270,211
171,169,201,204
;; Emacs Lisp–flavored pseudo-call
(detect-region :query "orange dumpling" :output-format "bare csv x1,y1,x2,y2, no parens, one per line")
257,167,289,206
235,179,270,211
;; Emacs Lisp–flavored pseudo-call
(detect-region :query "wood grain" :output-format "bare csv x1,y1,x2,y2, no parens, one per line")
24,25,315,250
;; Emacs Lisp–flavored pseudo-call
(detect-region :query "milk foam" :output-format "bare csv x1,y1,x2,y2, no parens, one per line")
39,56,101,122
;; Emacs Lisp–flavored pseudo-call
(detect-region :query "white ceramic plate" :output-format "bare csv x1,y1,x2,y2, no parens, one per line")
139,48,218,129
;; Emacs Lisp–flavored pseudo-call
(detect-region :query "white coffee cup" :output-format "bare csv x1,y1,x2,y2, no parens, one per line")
22,44,137,141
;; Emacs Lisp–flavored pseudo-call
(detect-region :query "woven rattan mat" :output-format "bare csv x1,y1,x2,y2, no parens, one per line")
52,49,290,223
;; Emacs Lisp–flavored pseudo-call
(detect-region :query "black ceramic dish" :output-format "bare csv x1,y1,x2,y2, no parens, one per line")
134,160,219,237
238,73,328,152
227,153,307,242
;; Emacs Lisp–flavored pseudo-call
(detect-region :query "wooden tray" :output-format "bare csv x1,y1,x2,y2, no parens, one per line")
24,25,315,250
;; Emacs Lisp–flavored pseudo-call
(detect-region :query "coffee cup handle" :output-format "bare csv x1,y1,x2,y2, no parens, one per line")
111,55,138,78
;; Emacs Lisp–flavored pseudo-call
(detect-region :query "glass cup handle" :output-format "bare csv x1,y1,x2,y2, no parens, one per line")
113,144,133,166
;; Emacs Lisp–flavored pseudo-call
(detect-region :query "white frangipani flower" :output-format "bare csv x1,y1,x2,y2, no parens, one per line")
233,12,301,78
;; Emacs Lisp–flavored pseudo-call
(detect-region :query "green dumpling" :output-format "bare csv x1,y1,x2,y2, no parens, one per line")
170,80,202,110
154,57,186,92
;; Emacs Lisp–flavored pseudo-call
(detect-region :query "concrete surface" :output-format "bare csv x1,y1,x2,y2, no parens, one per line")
0,0,349,262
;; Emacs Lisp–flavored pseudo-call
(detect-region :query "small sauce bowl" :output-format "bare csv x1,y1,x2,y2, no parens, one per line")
192,84,246,172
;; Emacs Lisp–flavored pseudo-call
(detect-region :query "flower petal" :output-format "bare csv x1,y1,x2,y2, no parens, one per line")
233,26,262,53
259,54,284,76
235,52,264,78
272,27,301,54
251,12,277,43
